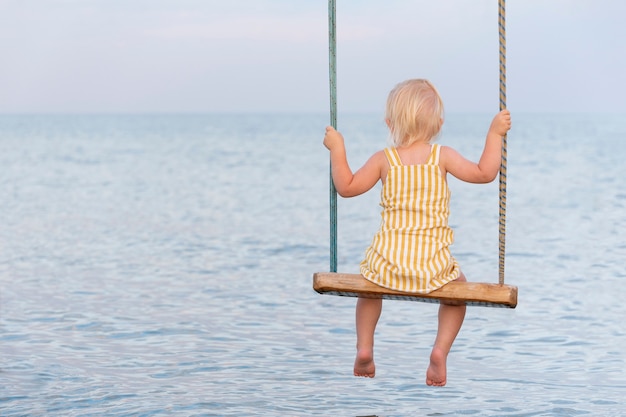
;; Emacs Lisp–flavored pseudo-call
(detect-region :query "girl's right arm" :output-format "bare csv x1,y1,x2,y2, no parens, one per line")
441,110,511,184
323,126,385,197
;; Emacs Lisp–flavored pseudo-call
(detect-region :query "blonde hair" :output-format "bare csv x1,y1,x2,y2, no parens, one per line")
385,79,444,146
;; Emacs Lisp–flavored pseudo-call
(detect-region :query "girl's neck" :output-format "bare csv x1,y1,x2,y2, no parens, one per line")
395,141,433,165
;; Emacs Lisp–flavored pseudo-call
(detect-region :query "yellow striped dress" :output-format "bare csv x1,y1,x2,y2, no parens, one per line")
360,144,460,293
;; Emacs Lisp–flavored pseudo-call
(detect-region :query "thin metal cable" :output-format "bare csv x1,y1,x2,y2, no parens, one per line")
498,0,507,284
328,0,338,272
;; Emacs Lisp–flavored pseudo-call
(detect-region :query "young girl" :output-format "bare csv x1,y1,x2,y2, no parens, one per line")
323,79,511,386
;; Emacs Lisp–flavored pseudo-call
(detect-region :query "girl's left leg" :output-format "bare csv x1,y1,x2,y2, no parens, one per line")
354,296,382,377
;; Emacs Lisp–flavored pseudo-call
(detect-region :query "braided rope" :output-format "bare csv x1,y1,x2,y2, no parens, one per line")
328,0,338,272
498,0,507,284
320,291,511,308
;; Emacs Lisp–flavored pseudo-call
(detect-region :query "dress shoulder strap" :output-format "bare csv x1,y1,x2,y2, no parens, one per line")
426,144,441,165
383,147,403,167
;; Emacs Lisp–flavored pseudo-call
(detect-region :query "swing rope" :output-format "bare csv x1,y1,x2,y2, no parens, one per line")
498,0,507,285
328,0,338,273
326,0,509,286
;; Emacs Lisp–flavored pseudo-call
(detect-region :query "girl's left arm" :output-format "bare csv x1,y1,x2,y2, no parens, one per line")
323,126,384,197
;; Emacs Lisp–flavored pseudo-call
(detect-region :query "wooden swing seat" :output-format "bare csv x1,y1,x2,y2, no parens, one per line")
313,272,517,308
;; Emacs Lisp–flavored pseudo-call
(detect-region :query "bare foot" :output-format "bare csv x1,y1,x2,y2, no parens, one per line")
354,349,375,377
426,347,447,386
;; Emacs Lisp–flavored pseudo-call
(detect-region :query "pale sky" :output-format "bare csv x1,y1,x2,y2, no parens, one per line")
0,0,624,114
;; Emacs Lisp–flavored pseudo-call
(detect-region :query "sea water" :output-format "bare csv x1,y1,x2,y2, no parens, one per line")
1,113,625,416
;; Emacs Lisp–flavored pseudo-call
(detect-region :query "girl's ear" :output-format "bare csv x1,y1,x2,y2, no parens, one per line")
385,119,392,129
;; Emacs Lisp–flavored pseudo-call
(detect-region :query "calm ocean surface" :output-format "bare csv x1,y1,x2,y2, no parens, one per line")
1,113,625,416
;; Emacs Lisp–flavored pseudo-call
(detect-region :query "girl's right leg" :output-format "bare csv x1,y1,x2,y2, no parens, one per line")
354,296,382,377
426,272,467,386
